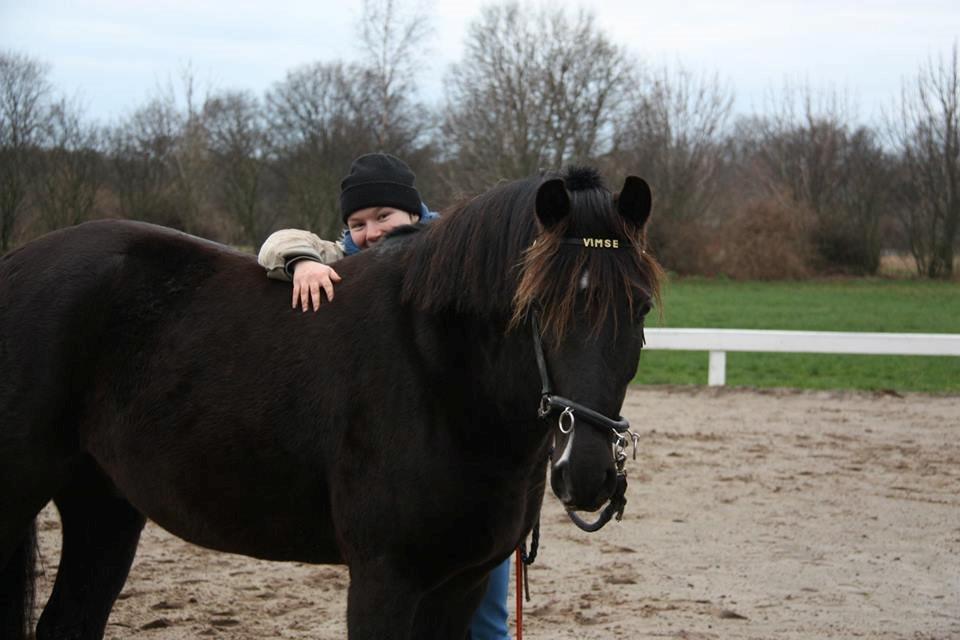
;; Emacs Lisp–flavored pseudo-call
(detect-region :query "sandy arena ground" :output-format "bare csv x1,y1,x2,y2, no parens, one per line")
34,386,960,639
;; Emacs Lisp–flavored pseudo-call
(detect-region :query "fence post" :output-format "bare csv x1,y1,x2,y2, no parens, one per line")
708,350,726,386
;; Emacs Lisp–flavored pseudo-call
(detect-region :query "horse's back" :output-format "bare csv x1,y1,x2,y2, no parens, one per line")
0,220,262,444
1,219,255,314
3,218,252,341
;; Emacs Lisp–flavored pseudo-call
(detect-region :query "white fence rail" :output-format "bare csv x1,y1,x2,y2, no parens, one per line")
643,328,960,386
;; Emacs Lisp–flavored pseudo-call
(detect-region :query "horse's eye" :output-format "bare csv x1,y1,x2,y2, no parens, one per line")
635,301,652,320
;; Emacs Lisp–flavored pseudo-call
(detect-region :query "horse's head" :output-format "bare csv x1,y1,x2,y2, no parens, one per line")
399,167,661,519
512,169,660,515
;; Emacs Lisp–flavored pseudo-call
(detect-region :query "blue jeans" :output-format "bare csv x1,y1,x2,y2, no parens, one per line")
468,557,511,639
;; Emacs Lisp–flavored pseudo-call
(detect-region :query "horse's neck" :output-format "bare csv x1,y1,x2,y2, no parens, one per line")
365,248,546,436
435,314,542,422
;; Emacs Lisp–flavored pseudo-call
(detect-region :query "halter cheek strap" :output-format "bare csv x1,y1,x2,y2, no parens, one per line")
531,313,630,434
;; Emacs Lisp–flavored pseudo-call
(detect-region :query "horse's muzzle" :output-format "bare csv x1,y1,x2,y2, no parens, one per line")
550,453,619,512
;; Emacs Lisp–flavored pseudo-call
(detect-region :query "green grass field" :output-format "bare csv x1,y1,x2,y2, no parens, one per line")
634,278,960,393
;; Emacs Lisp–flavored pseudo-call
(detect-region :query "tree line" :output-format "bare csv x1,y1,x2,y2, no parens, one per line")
2,1,958,279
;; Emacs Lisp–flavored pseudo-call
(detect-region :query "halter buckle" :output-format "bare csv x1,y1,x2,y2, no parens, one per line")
538,395,551,418
558,407,575,434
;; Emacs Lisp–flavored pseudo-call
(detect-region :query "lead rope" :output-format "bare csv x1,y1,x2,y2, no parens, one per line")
515,516,541,640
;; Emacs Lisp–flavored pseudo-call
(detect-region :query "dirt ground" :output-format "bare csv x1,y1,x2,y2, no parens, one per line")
34,386,960,639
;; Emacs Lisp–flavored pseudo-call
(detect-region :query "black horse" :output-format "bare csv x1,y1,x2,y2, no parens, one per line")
0,167,661,639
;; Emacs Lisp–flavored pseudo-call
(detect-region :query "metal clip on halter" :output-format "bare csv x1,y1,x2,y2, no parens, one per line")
614,429,641,461
537,395,550,419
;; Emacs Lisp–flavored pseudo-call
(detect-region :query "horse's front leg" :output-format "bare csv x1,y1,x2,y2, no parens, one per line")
346,558,423,640
410,570,490,640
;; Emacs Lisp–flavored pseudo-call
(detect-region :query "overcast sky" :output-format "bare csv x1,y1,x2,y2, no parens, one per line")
1,0,957,125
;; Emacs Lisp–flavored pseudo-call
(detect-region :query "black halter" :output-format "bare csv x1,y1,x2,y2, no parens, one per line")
530,312,634,532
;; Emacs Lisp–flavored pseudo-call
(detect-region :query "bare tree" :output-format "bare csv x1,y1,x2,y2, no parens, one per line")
744,86,889,274
0,50,51,250
889,43,960,278
205,90,275,247
106,96,183,227
171,65,215,236
356,0,433,152
829,127,892,274
610,65,732,272
441,2,632,191
753,86,852,214
35,98,103,233
105,70,223,236
265,62,377,239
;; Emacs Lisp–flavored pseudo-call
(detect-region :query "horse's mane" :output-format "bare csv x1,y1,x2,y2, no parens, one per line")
401,167,662,340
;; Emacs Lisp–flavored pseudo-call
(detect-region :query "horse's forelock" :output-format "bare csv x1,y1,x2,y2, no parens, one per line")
511,180,662,341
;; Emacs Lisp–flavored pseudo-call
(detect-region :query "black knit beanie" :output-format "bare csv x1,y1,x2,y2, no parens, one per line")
339,153,422,223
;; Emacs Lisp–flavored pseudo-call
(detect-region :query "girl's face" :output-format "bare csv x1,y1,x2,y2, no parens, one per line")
346,207,419,249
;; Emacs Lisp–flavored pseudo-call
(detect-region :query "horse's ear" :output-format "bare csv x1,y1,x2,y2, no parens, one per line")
617,176,652,229
535,178,571,230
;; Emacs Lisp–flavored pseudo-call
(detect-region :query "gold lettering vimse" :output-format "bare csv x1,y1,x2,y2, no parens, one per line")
580,238,619,248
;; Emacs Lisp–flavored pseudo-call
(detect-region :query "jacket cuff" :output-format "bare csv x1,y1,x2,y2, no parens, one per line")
284,254,323,278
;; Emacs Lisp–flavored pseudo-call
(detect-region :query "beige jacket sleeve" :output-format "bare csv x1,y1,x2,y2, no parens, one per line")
257,229,346,281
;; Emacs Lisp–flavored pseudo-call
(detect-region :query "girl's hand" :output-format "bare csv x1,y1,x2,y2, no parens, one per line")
291,261,342,311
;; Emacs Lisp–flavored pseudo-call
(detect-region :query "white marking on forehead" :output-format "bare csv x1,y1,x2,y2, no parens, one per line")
578,269,590,291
